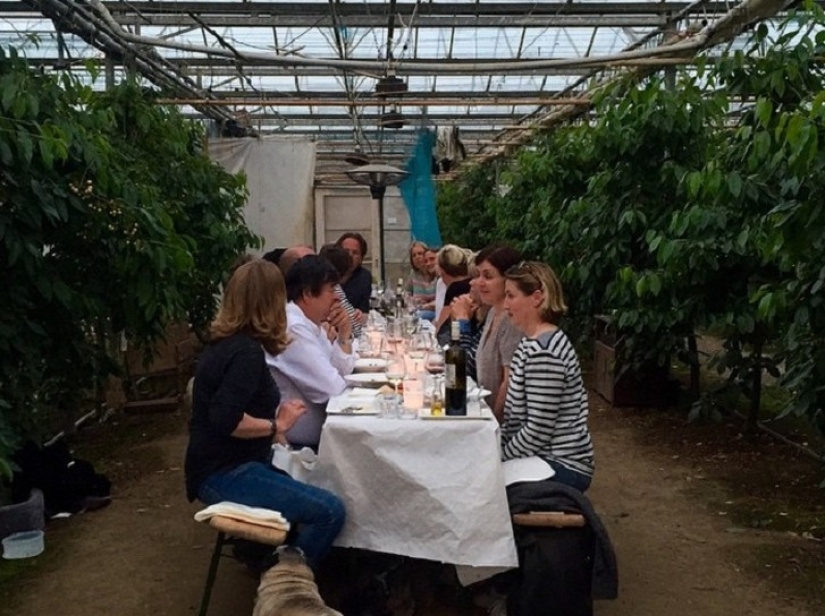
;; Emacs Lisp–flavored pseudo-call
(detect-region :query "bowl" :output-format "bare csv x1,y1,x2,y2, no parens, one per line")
2,530,45,559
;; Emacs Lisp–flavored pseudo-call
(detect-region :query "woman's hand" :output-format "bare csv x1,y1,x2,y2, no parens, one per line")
275,399,307,436
451,294,475,321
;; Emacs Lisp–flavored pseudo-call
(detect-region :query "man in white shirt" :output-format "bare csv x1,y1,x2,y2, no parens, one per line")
266,255,356,448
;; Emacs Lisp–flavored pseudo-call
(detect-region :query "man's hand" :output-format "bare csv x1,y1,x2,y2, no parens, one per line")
328,300,353,342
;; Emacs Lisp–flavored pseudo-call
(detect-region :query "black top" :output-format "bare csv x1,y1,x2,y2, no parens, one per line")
436,278,473,345
341,265,372,313
184,332,281,501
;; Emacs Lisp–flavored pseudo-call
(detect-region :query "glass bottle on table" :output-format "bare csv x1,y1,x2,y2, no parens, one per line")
394,277,405,320
429,375,444,416
444,321,467,416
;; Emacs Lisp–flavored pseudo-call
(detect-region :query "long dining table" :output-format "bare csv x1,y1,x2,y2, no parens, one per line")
303,391,518,582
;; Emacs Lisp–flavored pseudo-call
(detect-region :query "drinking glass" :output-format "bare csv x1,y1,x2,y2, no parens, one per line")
379,392,401,419
401,377,423,419
427,375,444,416
425,347,445,376
385,352,406,395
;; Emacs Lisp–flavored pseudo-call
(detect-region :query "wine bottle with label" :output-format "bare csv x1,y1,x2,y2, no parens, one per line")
444,321,467,416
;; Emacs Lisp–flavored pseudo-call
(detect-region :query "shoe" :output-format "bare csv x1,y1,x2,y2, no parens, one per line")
487,597,508,616
472,587,507,611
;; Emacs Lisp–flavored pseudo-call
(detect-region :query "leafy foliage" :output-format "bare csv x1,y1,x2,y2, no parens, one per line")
436,6,825,439
0,48,260,483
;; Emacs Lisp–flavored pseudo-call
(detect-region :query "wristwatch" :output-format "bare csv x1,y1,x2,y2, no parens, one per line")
268,418,277,437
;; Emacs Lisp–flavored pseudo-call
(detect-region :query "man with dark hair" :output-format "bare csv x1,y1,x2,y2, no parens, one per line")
265,255,356,449
336,232,372,313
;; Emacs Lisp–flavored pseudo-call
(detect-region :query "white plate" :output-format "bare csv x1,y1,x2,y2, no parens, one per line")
418,409,492,420
327,406,380,416
344,372,390,387
353,358,388,373
327,395,380,415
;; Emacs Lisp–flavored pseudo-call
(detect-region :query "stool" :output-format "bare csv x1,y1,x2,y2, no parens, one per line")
197,515,288,616
512,511,586,528
510,511,594,616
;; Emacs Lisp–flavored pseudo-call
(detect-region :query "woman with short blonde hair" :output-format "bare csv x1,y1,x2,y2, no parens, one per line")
433,244,473,341
501,261,594,492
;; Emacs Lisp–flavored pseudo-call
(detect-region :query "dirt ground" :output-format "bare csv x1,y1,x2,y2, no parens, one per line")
1,389,823,616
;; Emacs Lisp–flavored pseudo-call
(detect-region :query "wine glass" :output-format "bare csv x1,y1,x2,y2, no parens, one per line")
385,352,406,395
425,347,445,375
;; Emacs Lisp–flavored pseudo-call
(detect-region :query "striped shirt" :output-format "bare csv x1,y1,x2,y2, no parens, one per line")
501,329,594,478
334,284,362,339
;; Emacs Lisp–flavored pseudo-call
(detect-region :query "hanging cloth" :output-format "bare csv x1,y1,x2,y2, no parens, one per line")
399,130,442,247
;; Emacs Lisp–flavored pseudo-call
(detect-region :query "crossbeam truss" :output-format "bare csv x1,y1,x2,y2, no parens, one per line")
0,1,799,181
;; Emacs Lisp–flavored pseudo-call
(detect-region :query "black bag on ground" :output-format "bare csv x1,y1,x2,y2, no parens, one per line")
505,480,618,616
11,440,112,517
507,521,595,616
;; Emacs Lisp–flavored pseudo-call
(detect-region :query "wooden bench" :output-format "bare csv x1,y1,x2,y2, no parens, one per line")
512,511,586,528
197,515,288,616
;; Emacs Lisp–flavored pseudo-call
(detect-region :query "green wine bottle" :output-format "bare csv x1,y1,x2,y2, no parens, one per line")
444,321,467,416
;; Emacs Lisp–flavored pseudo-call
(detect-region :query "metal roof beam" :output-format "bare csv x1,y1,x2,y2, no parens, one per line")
160,96,590,106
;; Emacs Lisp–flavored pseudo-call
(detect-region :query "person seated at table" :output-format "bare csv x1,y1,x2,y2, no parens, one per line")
319,243,363,338
184,259,345,567
433,244,473,345
449,261,487,382
406,241,436,320
266,255,356,449
501,260,594,493
336,232,372,313
278,244,315,275
473,245,524,422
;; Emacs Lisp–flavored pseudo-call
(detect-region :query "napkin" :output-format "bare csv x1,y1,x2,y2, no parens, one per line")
194,502,290,531
502,457,556,487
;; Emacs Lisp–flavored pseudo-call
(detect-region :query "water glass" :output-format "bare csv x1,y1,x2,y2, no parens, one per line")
379,393,401,419
401,377,424,419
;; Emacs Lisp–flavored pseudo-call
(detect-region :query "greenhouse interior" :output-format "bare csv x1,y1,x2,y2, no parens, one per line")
2,1,825,616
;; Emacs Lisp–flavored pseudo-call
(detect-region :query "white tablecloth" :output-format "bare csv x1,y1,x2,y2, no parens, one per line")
305,406,518,573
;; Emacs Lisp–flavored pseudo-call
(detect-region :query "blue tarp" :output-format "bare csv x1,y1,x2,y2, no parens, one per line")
399,131,442,248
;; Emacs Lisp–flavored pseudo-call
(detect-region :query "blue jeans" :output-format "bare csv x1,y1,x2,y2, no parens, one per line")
198,461,345,566
548,461,592,493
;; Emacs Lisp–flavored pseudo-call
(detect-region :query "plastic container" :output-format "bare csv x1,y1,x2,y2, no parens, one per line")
0,488,45,540
2,530,45,559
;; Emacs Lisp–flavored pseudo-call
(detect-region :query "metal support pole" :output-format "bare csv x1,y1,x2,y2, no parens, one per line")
370,184,387,285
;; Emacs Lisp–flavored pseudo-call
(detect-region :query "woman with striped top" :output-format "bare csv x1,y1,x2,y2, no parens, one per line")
501,261,594,493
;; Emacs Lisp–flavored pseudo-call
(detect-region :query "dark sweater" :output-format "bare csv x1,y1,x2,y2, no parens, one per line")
507,480,619,601
184,332,280,501
341,266,372,313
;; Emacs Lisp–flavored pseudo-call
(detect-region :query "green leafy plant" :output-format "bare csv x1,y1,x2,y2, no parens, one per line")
0,48,260,491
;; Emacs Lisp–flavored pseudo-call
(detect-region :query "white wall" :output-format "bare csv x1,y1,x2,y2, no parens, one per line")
209,136,316,253
314,185,412,284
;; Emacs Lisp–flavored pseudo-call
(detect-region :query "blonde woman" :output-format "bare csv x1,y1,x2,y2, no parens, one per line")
405,240,437,319
184,259,345,566
433,244,473,342
501,261,594,492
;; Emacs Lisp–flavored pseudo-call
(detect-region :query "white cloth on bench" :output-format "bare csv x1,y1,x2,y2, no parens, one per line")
194,502,290,531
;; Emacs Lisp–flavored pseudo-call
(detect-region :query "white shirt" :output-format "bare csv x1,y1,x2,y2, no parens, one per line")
265,302,356,446
434,277,447,317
